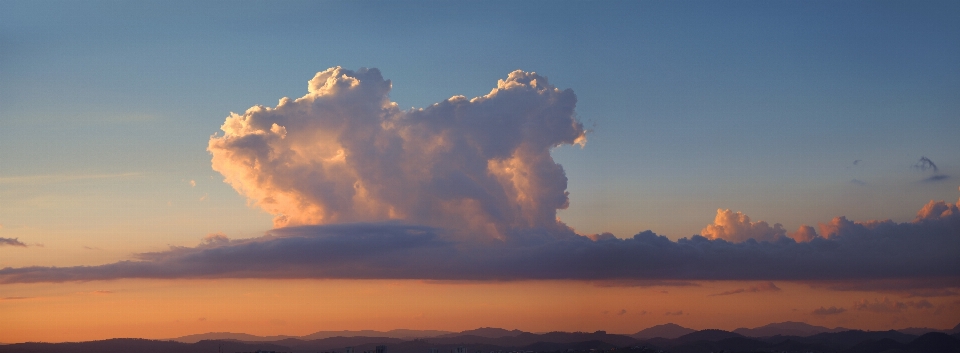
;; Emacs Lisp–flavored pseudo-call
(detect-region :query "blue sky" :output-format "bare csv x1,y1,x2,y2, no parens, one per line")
3,1,960,341
2,0,958,254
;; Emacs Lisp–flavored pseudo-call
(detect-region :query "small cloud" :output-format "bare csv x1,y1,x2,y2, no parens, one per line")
710,282,781,296
190,180,196,187
1,296,34,301
914,157,948,182
901,289,959,298
592,280,700,288
617,309,627,315
853,160,861,166
812,306,846,315
82,246,102,251
923,174,950,183
199,193,208,201
0,237,27,247
914,157,939,173
853,297,933,313
200,232,230,247
198,317,207,321
75,290,114,295
638,310,648,315
850,179,867,186
665,310,684,316
586,232,616,241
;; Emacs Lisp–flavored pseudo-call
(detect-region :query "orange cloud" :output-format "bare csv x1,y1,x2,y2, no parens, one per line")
701,210,818,243
710,282,781,296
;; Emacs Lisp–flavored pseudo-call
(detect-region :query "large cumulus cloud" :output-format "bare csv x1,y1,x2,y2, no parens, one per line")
208,67,585,239
1,198,957,284
1,68,957,285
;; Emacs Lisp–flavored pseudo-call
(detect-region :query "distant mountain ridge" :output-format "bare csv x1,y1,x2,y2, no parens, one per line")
170,332,298,343
733,321,848,337
171,329,454,343
438,327,524,338
171,321,960,343
11,329,960,353
632,323,695,339
10,326,960,353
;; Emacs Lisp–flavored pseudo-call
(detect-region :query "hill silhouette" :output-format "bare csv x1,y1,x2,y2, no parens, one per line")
676,329,744,342
632,323,695,339
734,321,846,337
439,327,525,338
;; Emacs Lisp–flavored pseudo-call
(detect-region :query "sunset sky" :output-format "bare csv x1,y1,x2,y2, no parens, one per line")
1,0,959,343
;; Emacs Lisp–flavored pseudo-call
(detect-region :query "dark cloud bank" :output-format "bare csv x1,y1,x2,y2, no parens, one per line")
1,208,957,284
1,68,957,285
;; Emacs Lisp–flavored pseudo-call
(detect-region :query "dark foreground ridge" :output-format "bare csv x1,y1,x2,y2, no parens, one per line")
3,324,960,353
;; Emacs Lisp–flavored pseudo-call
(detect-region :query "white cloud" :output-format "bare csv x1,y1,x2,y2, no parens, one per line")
208,67,585,239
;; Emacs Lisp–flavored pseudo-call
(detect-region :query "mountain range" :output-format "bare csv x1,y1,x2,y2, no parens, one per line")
169,321,960,343
4,323,959,353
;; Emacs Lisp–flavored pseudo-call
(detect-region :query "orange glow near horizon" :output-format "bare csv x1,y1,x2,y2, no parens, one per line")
2,279,957,343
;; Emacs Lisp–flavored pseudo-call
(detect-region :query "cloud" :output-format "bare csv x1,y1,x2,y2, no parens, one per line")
0,69,958,285
710,282,781,296
914,157,939,173
617,309,627,315
852,297,933,313
811,306,846,315
914,156,949,182
0,238,27,247
590,280,700,288
923,174,950,182
1,196,957,284
808,278,960,297
701,209,787,243
208,67,585,240
700,210,819,243
201,232,230,246
850,179,867,186
0,296,34,301
665,310,684,316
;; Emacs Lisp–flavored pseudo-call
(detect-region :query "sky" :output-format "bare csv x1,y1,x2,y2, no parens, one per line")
1,0,959,343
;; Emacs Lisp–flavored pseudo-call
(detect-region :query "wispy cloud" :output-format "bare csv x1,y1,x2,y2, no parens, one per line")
710,282,781,296
0,296,34,301
914,157,939,173
853,297,933,313
0,238,27,247
811,306,846,315
914,156,949,182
